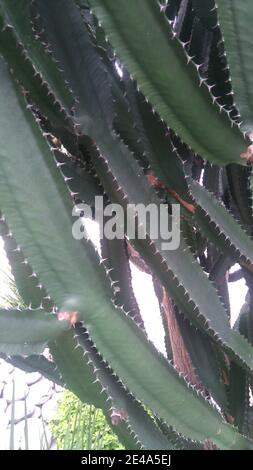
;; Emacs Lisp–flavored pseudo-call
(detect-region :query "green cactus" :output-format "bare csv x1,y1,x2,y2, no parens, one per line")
0,0,253,449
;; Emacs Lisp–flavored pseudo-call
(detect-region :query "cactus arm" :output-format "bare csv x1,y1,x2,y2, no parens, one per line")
226,165,253,232
113,81,149,167
216,0,253,134
53,148,104,207
35,0,114,134
0,353,64,387
51,328,177,450
75,325,177,450
88,0,248,165
228,362,248,431
175,309,228,410
50,333,140,450
0,309,68,355
0,0,73,117
122,76,190,202
0,215,53,310
187,176,253,266
49,331,107,409
209,254,233,318
0,21,66,129
231,292,253,432
54,151,143,325
101,235,143,327
0,57,112,312
62,293,253,449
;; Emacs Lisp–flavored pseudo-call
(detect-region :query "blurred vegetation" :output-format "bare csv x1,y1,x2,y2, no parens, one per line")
50,390,123,450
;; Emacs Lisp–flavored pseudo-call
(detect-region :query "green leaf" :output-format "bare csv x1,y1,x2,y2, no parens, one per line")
89,0,248,165
0,308,68,355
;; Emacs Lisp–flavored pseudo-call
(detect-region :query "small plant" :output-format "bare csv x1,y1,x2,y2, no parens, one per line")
0,0,253,449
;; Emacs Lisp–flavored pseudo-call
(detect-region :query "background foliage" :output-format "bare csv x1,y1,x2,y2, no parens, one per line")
50,391,122,450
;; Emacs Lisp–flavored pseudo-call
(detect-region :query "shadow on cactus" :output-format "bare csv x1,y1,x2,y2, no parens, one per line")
0,0,253,450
